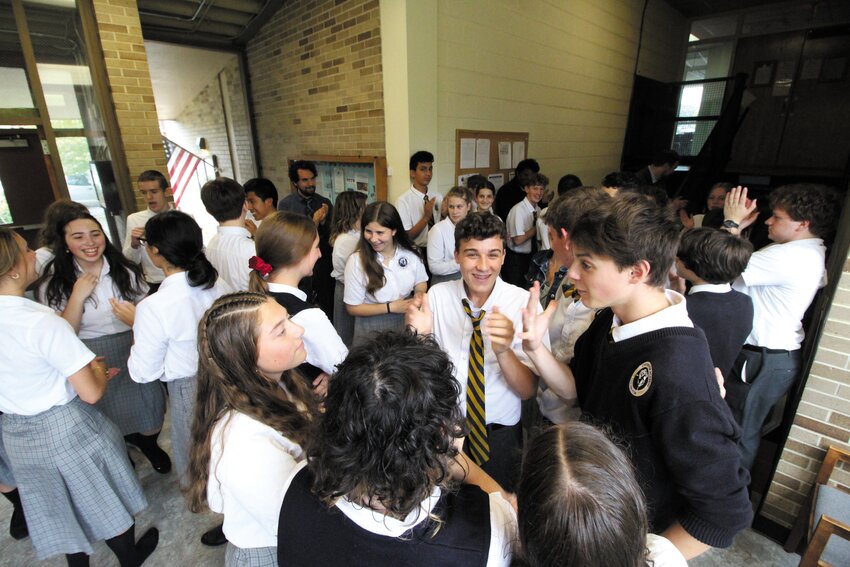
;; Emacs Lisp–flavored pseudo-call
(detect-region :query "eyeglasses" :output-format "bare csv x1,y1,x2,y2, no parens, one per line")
138,236,148,246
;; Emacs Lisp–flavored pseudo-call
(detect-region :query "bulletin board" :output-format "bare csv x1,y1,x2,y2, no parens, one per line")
454,130,529,191
290,155,388,205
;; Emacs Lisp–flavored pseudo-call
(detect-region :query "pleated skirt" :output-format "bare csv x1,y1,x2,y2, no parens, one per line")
225,543,278,567
167,376,197,486
352,311,405,347
83,331,166,436
0,415,14,486
2,397,147,559
333,280,355,347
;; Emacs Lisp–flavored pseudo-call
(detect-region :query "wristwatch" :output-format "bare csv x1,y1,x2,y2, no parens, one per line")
721,219,739,230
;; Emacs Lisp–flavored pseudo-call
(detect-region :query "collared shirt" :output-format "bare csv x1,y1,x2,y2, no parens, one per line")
733,238,826,351
280,461,516,567
428,278,548,426
343,246,427,305
395,185,443,247
206,226,255,291
611,290,693,343
426,218,460,276
123,206,171,284
689,283,732,295
129,272,230,383
0,296,94,415
267,282,347,374
38,257,147,340
536,207,550,250
35,247,54,276
506,198,539,253
331,231,359,282
278,192,333,233
208,410,304,549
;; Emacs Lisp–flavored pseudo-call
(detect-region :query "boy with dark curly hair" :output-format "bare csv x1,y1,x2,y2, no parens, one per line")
722,184,842,471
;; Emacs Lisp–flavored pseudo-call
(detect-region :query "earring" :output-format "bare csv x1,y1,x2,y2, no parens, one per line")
10,272,20,280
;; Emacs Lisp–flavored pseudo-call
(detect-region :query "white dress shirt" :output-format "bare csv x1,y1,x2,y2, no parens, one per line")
611,290,692,343
344,247,427,305
35,247,54,276
208,410,304,549
38,257,147,340
426,218,460,276
428,278,548,426
205,226,255,291
267,282,347,374
280,461,516,567
123,207,170,284
331,231,359,282
506,198,539,253
733,238,826,351
0,296,94,415
536,207,550,250
128,272,230,383
395,185,443,247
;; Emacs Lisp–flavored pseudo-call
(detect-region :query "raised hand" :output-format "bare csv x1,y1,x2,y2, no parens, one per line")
724,186,758,231
71,273,99,301
519,281,557,352
483,306,515,355
109,298,136,327
405,292,433,334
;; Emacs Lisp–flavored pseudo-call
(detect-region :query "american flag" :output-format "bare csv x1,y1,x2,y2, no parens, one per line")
164,139,202,207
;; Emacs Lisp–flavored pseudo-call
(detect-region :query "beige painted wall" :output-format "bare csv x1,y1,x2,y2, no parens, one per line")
427,0,686,194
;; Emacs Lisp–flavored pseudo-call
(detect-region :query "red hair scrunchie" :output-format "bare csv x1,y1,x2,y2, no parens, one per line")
249,255,273,277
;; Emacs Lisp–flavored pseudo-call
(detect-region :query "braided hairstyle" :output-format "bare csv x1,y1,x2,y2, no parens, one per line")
185,291,315,513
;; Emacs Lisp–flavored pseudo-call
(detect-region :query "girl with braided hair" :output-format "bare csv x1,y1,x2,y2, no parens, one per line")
186,292,315,567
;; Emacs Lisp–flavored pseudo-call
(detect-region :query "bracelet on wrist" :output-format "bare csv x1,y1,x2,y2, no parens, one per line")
386,301,392,313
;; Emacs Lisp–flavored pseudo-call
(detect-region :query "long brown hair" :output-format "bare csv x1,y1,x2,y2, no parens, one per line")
186,292,315,513
357,201,418,295
329,191,367,245
248,212,317,293
0,228,24,278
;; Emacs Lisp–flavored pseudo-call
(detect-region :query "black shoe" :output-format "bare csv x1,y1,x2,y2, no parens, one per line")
200,523,226,546
135,527,159,566
125,433,172,474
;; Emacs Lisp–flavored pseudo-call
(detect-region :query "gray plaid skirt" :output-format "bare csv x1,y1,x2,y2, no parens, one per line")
2,397,147,559
167,376,197,486
0,416,14,486
82,331,166,436
225,543,278,567
352,311,405,346
333,281,355,347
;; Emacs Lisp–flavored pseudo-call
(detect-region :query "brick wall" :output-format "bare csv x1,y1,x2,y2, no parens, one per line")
245,0,384,189
761,249,850,528
92,0,166,212
168,57,255,183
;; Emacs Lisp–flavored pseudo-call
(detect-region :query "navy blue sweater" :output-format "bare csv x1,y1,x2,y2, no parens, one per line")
686,290,753,378
570,308,752,547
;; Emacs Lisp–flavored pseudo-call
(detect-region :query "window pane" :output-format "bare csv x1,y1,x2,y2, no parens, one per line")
672,120,717,157
690,16,738,42
0,178,11,224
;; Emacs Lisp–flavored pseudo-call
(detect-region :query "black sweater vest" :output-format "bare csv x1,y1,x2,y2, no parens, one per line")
278,467,492,567
685,290,753,377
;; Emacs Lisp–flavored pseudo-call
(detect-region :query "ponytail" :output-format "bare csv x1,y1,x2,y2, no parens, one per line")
186,253,218,289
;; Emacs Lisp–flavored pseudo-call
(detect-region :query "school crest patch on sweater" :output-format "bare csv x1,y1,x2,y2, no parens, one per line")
629,362,652,397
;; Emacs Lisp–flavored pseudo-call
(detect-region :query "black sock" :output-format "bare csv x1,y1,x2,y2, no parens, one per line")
106,524,159,567
65,552,89,567
2,489,27,539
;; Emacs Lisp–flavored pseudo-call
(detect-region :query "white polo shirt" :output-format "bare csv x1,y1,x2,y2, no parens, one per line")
331,230,359,282
733,238,826,351
428,278,548,426
0,296,95,415
395,185,443,247
506,198,539,254
427,218,460,277
343,247,427,305
206,226,255,291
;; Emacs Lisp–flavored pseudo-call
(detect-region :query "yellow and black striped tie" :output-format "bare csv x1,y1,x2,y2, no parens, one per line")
463,300,489,465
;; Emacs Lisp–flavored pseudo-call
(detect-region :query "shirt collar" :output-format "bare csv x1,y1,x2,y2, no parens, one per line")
611,290,692,342
159,271,190,290
688,283,731,295
334,485,442,537
267,282,307,301
409,185,432,199
458,276,503,313
217,226,252,238
522,197,538,213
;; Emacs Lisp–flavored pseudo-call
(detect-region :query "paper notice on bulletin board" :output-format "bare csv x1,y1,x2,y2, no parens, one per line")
488,173,504,190
458,173,478,186
460,138,476,169
511,141,525,168
475,139,490,168
498,142,512,169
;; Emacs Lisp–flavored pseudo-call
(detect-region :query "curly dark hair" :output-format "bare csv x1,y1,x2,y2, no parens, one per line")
769,183,842,240
36,211,145,310
453,211,507,252
186,292,315,514
307,329,464,520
